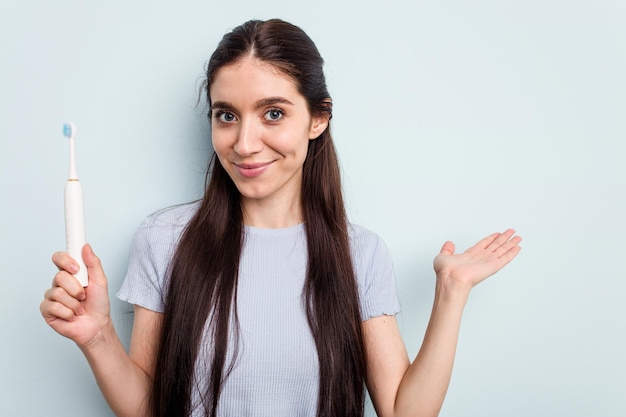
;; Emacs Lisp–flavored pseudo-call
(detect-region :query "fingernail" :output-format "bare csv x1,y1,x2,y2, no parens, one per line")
77,307,86,315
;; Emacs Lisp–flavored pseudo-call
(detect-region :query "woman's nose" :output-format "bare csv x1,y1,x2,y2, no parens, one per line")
233,118,263,157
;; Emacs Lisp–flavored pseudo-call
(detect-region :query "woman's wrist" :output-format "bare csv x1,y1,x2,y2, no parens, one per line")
78,318,117,353
435,272,472,304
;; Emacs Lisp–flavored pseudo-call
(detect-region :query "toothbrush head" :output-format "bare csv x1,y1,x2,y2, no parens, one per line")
63,122,76,140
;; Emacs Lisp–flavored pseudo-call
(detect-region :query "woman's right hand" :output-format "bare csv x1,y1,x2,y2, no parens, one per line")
40,244,112,348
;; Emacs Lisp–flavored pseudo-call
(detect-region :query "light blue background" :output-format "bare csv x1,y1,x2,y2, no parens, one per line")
2,1,625,416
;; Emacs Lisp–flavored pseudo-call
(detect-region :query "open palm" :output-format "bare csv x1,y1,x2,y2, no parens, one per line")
433,229,522,291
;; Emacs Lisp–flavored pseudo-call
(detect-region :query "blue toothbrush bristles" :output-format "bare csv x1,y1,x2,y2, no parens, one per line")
63,123,75,139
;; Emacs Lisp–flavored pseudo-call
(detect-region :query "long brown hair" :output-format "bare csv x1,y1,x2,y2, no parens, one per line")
151,19,366,417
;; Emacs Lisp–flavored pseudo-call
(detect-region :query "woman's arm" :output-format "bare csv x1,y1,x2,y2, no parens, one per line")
365,229,522,417
80,305,161,417
41,245,161,417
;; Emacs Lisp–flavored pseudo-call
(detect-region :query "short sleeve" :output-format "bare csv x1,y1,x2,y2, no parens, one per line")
349,224,401,321
116,203,198,312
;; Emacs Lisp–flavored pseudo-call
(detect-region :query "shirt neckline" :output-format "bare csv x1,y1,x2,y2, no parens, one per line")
244,222,305,237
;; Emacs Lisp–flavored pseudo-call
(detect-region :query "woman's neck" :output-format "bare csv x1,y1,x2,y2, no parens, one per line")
241,195,303,229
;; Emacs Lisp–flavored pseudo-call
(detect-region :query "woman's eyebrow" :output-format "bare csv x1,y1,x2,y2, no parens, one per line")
211,97,294,112
255,97,294,108
211,101,235,111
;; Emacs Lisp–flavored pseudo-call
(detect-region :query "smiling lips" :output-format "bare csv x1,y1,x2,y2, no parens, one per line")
234,161,274,178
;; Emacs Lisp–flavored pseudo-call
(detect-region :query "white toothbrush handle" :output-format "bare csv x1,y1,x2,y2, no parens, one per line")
65,180,88,286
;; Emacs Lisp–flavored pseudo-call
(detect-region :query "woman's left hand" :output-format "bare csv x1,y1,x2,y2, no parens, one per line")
433,229,522,293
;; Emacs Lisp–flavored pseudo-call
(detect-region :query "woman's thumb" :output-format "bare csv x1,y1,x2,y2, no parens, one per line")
439,240,456,255
81,244,107,287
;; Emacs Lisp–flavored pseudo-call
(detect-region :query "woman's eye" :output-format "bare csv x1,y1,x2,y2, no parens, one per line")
264,109,284,121
215,111,236,123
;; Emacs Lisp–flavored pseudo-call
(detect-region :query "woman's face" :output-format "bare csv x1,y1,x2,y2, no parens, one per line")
209,57,328,212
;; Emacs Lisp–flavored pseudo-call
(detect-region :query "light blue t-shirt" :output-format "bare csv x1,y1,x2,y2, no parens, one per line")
117,202,400,416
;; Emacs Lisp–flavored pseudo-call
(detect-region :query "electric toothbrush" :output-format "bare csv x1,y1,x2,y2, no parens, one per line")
63,122,88,287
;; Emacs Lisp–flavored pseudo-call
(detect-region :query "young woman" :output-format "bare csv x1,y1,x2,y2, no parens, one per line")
41,19,522,417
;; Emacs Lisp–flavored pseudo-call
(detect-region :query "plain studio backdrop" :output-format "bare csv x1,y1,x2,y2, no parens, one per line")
1,1,624,416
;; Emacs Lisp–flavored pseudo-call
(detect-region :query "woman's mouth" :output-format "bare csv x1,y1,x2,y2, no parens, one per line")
233,161,274,178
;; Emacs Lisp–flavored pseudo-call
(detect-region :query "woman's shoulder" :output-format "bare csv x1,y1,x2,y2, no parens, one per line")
347,223,390,259
138,200,201,231
130,201,201,249
348,223,385,243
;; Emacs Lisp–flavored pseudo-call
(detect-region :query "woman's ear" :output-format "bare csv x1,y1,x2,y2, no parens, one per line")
308,114,330,140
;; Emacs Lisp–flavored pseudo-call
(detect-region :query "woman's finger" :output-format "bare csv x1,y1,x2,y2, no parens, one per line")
471,232,501,251
494,243,522,268
44,285,85,316
41,298,79,322
439,241,456,255
495,234,522,252
51,251,80,274
485,229,516,251
52,270,86,301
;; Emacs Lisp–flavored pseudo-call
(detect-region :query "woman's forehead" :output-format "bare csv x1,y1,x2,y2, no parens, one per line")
210,57,302,106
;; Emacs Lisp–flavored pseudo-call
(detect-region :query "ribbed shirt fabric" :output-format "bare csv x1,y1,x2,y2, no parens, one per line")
117,202,401,416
